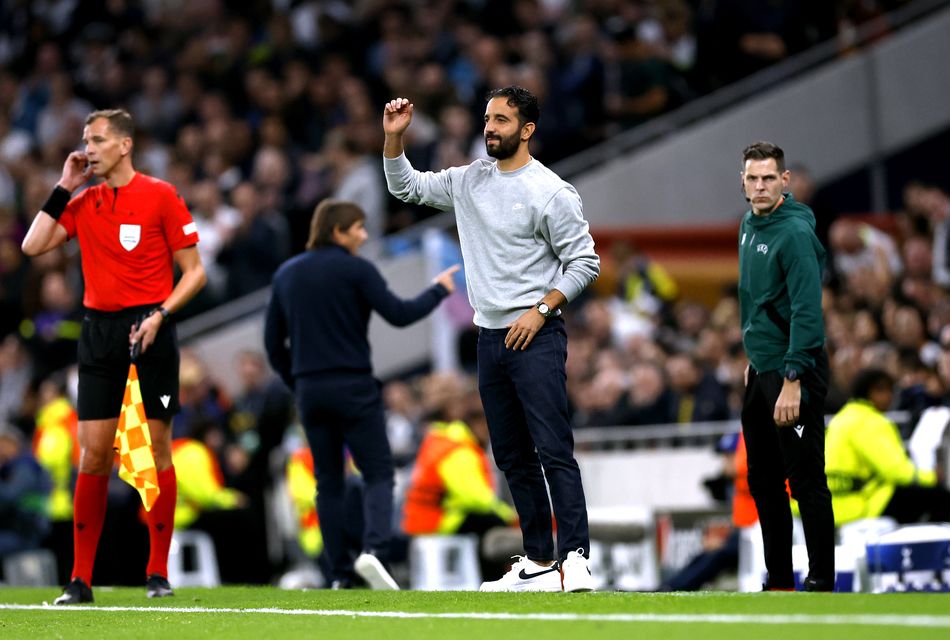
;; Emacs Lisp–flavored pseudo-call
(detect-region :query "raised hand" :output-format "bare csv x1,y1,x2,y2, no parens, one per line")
383,97,414,136
59,151,92,192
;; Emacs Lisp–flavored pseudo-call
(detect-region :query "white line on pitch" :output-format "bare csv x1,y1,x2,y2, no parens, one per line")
1,604,949,628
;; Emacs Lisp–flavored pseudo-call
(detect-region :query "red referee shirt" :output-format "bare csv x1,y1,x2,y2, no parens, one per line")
58,173,200,311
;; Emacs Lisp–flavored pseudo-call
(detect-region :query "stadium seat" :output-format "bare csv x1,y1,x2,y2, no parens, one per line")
409,534,481,591
168,530,221,588
865,523,950,593
587,506,659,590
1,549,58,586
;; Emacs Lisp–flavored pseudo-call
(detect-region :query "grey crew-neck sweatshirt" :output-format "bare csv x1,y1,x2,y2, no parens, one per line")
384,153,600,329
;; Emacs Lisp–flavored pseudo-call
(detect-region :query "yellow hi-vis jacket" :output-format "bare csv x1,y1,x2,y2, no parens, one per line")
32,397,78,522
171,439,243,529
286,447,323,558
825,399,936,525
402,420,516,535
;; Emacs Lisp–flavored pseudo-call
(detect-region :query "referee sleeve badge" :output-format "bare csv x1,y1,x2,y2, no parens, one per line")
113,363,161,511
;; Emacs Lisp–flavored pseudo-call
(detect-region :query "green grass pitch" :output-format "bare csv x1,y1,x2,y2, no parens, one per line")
1,586,948,640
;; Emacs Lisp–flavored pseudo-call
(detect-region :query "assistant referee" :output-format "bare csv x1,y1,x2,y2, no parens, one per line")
21,109,207,604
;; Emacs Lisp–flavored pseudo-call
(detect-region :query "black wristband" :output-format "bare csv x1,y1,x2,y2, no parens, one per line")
41,186,71,220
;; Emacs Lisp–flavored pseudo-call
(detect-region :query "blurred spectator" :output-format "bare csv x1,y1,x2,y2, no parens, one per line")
227,350,293,494
128,65,182,143
622,360,677,426
286,445,323,561
0,424,51,559
402,372,516,576
666,353,731,423
659,431,755,591
322,128,386,239
31,376,77,582
284,444,365,585
18,270,81,378
825,368,950,525
828,218,902,306
169,436,273,584
605,27,681,130
216,182,286,301
172,351,231,442
383,380,423,469
35,72,91,151
0,335,32,425
187,179,240,305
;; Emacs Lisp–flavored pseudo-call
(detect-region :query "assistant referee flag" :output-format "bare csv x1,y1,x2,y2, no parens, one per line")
113,363,160,511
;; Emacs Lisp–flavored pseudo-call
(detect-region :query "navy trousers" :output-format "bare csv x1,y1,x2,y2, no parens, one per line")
477,318,590,563
296,373,394,582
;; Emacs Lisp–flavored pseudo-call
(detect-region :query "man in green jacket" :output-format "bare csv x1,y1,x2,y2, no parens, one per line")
826,368,950,525
737,141,835,592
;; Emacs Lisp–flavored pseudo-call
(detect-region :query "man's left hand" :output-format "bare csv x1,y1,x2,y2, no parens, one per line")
130,311,163,355
504,308,546,351
773,380,801,427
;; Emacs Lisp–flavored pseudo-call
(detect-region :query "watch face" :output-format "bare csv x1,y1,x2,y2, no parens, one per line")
786,369,797,382
538,303,550,315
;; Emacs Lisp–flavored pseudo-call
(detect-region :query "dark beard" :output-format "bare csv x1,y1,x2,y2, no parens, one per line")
485,132,520,160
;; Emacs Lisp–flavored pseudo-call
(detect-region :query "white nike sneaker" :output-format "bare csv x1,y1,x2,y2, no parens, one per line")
354,552,400,590
479,556,562,592
561,548,595,592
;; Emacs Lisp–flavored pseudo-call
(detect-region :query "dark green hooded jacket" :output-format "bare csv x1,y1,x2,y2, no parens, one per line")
738,194,825,376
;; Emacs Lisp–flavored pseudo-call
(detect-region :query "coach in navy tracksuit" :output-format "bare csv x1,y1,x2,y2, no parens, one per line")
264,199,458,589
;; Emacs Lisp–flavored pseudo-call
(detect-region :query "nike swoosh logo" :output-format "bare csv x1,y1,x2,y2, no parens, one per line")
518,565,559,580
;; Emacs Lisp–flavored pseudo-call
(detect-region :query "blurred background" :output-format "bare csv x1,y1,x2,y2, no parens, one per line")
1,0,950,592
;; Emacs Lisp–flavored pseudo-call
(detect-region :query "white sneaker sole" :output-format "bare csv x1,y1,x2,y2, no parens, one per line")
479,574,563,592
563,574,596,592
355,553,400,590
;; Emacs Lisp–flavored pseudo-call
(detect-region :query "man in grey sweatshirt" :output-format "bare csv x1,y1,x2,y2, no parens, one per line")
383,86,600,592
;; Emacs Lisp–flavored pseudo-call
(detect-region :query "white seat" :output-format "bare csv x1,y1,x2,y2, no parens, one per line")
409,534,481,591
2,549,58,586
737,523,766,592
167,530,221,588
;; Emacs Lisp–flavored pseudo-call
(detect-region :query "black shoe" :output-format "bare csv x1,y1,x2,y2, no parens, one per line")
761,582,795,592
53,578,94,605
146,574,174,598
330,579,354,590
803,577,834,592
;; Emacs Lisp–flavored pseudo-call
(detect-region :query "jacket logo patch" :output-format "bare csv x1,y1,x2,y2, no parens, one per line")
119,224,141,251
160,395,171,408
756,243,769,254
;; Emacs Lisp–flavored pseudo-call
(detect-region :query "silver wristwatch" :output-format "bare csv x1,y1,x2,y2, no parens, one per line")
536,301,554,318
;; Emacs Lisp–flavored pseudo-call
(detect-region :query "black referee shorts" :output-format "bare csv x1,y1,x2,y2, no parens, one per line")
77,304,181,422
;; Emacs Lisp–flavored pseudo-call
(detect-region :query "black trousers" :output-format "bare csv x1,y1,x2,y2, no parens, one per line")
741,350,835,588
296,373,395,583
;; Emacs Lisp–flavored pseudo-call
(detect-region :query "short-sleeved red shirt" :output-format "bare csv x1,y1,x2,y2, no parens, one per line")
58,173,199,311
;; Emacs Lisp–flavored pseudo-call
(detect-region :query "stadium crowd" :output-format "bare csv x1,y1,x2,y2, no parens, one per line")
1,0,948,587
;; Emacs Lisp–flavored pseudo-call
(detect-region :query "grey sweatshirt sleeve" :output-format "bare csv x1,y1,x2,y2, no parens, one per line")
384,153,456,211
540,187,600,302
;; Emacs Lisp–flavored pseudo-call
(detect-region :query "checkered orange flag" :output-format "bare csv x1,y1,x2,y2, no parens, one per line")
113,363,160,511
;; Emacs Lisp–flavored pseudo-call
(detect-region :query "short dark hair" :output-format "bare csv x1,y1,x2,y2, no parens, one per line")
86,108,135,139
306,199,366,250
850,368,894,401
742,141,785,172
485,86,540,127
